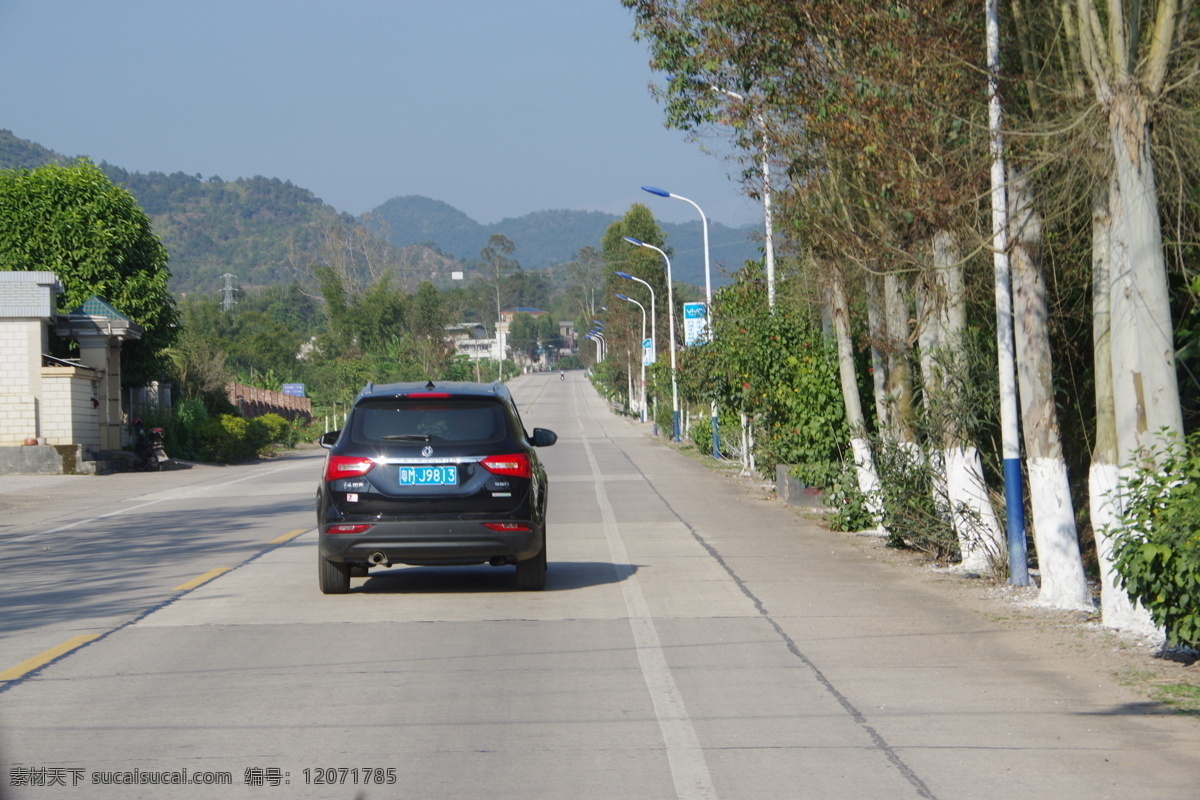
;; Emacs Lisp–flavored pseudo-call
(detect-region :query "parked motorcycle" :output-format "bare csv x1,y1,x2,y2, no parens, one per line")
132,419,170,471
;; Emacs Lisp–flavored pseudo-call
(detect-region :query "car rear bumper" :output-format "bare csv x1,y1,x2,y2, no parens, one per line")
318,519,543,566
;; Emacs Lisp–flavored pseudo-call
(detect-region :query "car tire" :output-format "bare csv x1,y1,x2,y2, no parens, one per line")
515,540,546,591
319,554,351,594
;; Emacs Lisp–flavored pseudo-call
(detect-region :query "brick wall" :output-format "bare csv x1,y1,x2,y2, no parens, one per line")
0,394,38,445
41,366,101,449
226,383,313,422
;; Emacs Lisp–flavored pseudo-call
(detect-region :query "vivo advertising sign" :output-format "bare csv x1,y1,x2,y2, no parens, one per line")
683,302,708,346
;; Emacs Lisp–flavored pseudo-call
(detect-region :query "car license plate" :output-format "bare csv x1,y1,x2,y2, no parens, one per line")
399,465,458,486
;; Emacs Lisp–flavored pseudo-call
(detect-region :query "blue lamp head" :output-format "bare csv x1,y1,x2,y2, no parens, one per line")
615,271,633,279
622,236,645,247
615,293,630,301
641,185,671,198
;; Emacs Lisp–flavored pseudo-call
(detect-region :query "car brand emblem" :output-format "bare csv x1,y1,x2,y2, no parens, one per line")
421,446,434,458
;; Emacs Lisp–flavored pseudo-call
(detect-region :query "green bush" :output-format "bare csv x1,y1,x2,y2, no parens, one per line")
872,437,958,560
171,397,209,459
689,416,712,451
196,414,254,463
824,460,877,533
1109,433,1200,649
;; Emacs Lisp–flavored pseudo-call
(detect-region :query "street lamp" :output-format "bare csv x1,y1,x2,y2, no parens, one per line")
705,85,775,310
590,327,606,362
624,236,680,442
617,263,660,436
641,186,719,456
585,331,604,362
616,292,648,423
615,265,657,363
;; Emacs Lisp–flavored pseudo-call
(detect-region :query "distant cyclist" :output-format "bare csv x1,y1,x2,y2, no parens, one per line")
559,370,565,381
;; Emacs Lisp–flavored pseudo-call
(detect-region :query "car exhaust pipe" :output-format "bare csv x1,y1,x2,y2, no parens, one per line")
368,551,387,565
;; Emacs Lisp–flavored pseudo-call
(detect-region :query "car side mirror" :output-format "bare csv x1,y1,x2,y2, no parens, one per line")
319,430,340,449
531,428,557,447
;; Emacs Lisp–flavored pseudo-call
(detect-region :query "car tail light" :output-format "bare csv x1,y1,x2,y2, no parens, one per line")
484,522,532,532
325,455,375,482
479,453,531,479
326,524,373,534
404,392,452,398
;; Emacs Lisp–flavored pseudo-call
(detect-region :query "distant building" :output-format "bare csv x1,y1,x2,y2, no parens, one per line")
445,322,495,361
445,310,575,366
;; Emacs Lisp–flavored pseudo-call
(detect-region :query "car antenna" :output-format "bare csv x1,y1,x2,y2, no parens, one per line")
425,380,436,390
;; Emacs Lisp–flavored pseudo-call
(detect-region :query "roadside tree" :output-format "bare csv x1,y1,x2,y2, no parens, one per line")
0,160,178,384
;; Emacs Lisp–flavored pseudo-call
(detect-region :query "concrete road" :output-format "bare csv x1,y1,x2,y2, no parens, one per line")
1,372,1197,799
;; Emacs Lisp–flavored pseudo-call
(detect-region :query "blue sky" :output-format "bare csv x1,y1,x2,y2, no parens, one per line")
0,1,759,228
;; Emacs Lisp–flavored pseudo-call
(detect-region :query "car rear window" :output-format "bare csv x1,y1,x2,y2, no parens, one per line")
349,398,506,445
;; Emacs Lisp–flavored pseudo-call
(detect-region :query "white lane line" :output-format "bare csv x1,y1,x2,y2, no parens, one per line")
581,434,718,800
3,461,312,544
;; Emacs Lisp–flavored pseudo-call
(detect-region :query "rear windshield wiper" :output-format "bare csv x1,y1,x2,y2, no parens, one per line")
380,434,433,441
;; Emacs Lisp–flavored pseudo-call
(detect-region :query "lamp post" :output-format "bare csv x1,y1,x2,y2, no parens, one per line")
705,86,775,310
987,0,1030,586
624,236,680,442
642,186,718,456
615,266,656,362
586,331,604,362
616,292,648,422
617,265,660,437
590,326,606,362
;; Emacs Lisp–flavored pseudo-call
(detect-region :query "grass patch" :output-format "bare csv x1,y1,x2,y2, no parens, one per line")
1153,683,1200,716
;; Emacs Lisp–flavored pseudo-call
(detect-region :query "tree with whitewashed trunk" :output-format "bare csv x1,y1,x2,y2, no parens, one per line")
1008,170,1092,610
1073,0,1186,464
917,231,1007,573
865,274,892,437
883,271,917,446
828,267,883,529
1090,181,1158,633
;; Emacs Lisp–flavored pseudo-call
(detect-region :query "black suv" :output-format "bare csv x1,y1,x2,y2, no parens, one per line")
316,380,557,594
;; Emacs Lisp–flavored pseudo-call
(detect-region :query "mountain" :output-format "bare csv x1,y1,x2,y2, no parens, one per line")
1,129,759,293
366,196,760,288
0,130,456,295
0,129,68,170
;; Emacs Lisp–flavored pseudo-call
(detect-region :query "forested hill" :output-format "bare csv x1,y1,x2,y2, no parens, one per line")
0,130,456,296
1,129,756,294
100,166,342,294
367,195,760,286
0,129,67,169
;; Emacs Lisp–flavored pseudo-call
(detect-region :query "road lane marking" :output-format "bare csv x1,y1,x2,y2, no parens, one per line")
3,461,315,544
0,634,100,681
172,567,232,592
269,528,308,545
581,434,717,800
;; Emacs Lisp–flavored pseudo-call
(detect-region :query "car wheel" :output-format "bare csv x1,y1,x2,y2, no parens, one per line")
319,554,351,594
515,541,546,591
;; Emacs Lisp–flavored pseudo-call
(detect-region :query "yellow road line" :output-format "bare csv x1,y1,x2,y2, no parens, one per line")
172,567,231,592
0,634,101,681
269,528,308,545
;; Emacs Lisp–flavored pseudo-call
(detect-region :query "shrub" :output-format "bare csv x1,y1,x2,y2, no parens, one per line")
1109,433,1200,649
824,460,876,533
689,416,712,451
873,437,958,560
196,414,254,463
171,396,209,459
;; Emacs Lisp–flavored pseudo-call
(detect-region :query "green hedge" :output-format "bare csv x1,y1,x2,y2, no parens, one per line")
1110,432,1200,649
